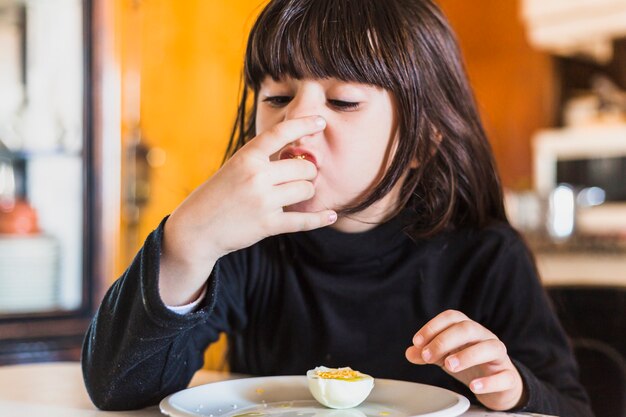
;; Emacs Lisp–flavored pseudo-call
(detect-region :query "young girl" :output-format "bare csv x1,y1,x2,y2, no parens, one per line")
82,0,593,415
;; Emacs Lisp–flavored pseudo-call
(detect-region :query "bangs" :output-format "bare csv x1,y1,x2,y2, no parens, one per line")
244,0,404,89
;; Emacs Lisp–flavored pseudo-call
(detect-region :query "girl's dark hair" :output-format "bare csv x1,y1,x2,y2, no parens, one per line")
225,0,508,238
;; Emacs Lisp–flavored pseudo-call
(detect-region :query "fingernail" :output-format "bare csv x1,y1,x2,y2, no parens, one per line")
447,356,459,371
471,380,483,393
315,116,326,128
422,348,431,362
413,334,423,346
328,212,337,223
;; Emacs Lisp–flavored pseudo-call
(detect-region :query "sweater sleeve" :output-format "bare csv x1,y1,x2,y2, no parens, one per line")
81,217,244,410
472,228,594,417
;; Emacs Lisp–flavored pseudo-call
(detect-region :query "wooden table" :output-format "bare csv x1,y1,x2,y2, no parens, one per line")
0,362,553,417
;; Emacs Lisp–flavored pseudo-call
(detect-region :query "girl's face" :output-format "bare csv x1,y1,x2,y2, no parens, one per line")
256,76,404,232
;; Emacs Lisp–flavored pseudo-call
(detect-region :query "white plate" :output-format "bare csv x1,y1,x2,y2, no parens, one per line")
160,376,470,417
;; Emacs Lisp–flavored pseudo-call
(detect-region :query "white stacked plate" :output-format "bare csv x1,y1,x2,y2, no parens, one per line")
160,376,471,417
0,234,61,313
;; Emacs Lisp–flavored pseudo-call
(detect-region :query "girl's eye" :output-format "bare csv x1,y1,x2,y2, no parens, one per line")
328,99,360,111
262,96,360,111
262,96,292,107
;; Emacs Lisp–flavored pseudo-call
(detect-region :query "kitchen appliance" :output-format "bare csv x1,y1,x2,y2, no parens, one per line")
533,124,626,236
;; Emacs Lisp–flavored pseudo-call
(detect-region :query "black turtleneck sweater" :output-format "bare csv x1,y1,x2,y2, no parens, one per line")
81,215,593,416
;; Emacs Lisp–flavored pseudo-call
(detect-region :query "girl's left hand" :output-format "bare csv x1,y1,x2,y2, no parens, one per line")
405,310,526,411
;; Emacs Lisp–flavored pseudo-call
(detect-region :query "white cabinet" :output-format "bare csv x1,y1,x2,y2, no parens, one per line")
0,0,119,364
522,0,626,61
536,252,626,287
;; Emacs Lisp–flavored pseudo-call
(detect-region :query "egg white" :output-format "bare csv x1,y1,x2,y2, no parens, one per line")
306,366,374,409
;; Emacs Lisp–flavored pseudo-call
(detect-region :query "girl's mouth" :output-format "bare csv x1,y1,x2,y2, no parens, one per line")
279,148,318,167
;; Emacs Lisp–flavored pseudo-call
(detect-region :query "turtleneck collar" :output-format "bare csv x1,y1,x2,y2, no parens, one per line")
287,209,415,265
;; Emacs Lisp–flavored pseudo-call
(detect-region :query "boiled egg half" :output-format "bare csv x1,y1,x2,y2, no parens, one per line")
306,366,374,409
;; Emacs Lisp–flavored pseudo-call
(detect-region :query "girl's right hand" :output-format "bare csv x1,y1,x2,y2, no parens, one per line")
159,115,336,305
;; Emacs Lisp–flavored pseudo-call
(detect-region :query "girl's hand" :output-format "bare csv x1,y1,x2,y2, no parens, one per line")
159,115,336,305
405,310,526,411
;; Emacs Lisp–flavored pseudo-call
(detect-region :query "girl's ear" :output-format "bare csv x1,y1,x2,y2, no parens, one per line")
433,128,444,146
429,128,444,158
412,127,443,169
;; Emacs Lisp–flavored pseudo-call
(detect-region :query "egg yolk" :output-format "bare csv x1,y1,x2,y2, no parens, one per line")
314,368,364,381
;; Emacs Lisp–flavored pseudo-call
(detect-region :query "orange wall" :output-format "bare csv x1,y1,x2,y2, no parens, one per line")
117,0,268,267
439,0,555,190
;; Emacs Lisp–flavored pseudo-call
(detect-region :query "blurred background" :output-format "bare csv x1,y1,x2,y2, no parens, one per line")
0,0,624,394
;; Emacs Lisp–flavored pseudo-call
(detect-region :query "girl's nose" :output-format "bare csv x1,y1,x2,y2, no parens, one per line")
283,89,326,122
283,95,326,146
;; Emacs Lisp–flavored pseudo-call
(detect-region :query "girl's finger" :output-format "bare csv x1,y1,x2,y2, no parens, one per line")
250,116,326,157
274,181,315,207
272,211,337,234
444,338,507,373
405,346,426,365
269,158,317,185
470,369,518,395
413,309,469,347
421,319,494,365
